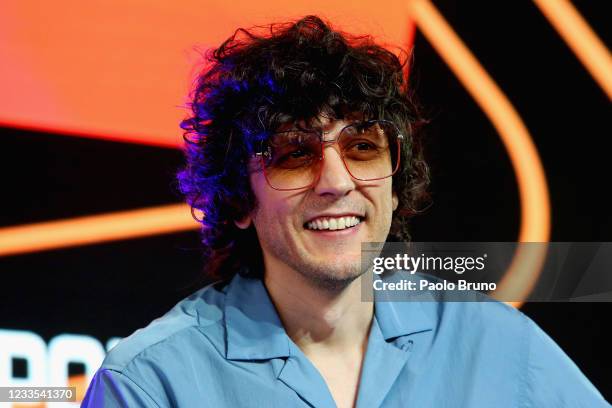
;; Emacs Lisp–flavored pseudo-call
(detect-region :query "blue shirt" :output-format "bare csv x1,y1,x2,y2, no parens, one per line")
82,272,608,407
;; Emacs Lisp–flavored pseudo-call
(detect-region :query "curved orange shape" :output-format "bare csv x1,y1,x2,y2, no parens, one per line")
533,0,612,100
0,204,198,257
406,0,551,307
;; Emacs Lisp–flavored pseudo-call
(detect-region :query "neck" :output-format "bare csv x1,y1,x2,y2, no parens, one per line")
263,264,373,355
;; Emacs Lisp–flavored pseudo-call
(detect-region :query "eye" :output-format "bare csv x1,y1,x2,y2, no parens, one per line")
278,146,311,161
270,145,317,169
289,149,308,158
355,142,374,151
346,140,378,152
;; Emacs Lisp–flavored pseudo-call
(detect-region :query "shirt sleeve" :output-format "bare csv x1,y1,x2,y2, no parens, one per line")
524,318,610,407
81,368,162,408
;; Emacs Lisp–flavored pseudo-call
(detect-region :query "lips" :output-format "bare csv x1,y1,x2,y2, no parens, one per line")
305,215,363,231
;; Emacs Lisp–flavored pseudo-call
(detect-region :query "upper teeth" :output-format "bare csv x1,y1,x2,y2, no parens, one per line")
306,216,361,231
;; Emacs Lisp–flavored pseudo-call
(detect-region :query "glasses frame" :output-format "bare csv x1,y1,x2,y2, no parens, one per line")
254,119,404,191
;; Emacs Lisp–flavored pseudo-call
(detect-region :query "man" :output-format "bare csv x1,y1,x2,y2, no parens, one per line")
83,16,608,407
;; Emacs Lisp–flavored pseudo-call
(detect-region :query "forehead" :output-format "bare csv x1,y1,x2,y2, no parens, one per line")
275,112,365,132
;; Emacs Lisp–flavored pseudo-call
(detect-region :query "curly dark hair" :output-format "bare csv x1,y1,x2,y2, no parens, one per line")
177,15,430,283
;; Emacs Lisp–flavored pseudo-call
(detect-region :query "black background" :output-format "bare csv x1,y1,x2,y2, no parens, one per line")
1,0,610,401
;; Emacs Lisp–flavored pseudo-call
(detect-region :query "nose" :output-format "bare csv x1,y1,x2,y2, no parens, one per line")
312,144,355,197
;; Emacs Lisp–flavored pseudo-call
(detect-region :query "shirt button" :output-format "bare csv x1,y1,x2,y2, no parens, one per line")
400,340,414,351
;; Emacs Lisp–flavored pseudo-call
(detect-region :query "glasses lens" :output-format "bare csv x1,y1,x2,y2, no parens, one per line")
338,121,400,181
263,130,321,189
260,121,402,190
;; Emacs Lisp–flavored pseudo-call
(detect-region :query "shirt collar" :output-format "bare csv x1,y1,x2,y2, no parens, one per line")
223,272,434,360
224,273,291,360
374,297,434,341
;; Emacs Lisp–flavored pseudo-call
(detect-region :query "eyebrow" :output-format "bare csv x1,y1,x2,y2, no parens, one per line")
288,120,364,133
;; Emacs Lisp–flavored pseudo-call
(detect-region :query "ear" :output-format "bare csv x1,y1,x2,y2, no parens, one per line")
234,215,252,229
392,192,399,211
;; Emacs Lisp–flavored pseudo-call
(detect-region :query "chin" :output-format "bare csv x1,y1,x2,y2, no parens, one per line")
297,259,364,291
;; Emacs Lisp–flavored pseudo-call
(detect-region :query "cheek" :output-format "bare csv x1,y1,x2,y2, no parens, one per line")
379,182,395,212
249,175,302,233
376,185,396,229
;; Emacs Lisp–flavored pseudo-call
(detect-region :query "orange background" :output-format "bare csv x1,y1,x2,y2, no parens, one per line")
0,0,415,148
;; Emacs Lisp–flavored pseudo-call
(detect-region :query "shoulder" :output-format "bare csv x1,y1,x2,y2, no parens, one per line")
82,279,243,407
101,281,229,373
419,291,608,406
521,314,608,406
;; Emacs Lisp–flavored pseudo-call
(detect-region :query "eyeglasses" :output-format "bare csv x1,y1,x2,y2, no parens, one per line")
254,120,403,191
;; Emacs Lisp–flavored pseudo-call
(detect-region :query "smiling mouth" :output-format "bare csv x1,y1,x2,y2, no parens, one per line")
304,216,363,231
